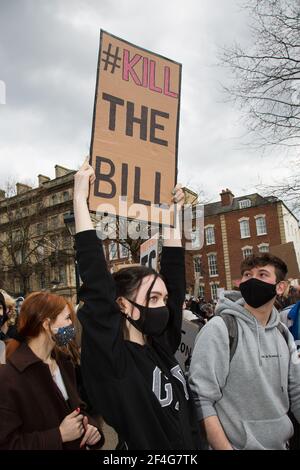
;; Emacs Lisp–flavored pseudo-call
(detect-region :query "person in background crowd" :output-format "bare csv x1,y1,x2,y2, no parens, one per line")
15,296,24,316
278,286,300,333
0,290,18,341
73,158,201,450
200,303,214,322
0,291,104,450
189,253,300,450
182,299,199,322
0,292,7,363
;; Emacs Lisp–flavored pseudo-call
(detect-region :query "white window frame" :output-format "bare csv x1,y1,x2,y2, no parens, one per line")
191,230,201,249
193,255,202,276
209,282,220,300
119,243,129,259
255,214,267,236
109,241,118,260
239,217,250,239
242,246,253,259
205,225,215,245
258,243,269,253
207,253,218,277
238,199,251,209
198,284,205,298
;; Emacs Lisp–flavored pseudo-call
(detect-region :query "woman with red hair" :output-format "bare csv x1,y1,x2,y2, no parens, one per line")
0,291,104,450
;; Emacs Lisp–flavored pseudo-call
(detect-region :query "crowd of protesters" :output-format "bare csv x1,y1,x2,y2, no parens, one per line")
1,159,300,450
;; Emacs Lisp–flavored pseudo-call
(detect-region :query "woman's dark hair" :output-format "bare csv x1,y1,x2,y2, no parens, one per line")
113,266,165,305
0,291,7,317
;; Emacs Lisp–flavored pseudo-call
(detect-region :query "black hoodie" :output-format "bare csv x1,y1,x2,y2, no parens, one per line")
75,229,200,450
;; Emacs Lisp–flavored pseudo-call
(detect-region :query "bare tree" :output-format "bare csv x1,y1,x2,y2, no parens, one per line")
222,0,300,148
0,181,71,295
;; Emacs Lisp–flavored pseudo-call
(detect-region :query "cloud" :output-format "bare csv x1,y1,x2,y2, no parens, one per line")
0,0,296,203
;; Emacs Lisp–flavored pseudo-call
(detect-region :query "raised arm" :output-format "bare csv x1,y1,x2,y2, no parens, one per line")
158,185,186,353
73,159,125,377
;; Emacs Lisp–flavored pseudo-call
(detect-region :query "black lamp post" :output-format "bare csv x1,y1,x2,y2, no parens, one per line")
63,211,80,305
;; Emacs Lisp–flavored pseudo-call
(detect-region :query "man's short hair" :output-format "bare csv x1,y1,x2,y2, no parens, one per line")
240,253,288,282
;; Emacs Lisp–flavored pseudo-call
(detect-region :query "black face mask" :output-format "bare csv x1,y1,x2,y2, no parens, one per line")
0,307,8,328
240,278,277,308
125,299,169,336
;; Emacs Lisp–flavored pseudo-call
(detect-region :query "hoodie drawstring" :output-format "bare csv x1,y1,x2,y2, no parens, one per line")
275,333,285,393
255,320,263,367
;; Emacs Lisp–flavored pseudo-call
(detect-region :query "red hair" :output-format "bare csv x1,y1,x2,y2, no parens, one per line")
6,292,75,358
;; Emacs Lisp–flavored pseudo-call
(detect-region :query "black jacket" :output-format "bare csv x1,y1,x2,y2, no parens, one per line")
76,230,201,450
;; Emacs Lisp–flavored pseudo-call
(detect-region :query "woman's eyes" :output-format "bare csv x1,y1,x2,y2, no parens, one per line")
150,296,168,304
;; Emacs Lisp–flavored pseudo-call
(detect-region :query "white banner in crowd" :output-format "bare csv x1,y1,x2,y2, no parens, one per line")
140,233,159,271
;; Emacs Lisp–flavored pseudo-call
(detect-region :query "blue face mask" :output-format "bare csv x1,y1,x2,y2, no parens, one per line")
51,324,76,347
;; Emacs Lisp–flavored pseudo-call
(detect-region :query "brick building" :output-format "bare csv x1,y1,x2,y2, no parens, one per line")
186,189,300,301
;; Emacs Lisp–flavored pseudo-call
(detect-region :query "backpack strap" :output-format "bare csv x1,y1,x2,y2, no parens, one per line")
217,313,238,362
276,322,289,347
218,315,288,362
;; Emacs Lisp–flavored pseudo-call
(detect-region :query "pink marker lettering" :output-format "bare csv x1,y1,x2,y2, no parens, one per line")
123,49,142,85
149,60,162,93
163,66,178,98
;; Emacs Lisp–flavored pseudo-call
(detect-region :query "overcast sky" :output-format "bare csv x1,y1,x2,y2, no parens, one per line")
0,0,297,203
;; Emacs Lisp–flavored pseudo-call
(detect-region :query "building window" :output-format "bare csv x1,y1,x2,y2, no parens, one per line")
211,283,218,300
258,243,269,253
36,245,45,261
242,246,253,259
59,265,66,285
255,216,267,235
119,243,129,258
16,249,22,264
239,199,251,209
193,255,202,276
208,253,218,276
109,241,118,260
50,216,58,229
13,230,22,242
205,226,215,245
37,223,43,236
239,219,250,238
63,191,69,202
198,284,205,299
40,272,46,289
51,194,58,205
191,230,201,249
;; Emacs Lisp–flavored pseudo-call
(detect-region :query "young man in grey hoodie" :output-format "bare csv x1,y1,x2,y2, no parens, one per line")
188,253,300,450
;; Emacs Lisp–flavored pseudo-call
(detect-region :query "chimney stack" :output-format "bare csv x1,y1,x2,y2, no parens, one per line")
55,165,72,179
220,188,234,207
16,183,32,195
38,174,50,187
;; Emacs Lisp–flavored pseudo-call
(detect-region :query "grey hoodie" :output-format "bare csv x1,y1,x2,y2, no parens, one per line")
188,291,300,450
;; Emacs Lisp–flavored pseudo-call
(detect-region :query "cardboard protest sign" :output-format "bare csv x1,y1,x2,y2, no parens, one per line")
89,30,182,225
140,233,159,271
175,319,201,372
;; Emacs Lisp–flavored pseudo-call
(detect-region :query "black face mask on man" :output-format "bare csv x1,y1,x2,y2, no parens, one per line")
125,299,169,336
239,277,278,308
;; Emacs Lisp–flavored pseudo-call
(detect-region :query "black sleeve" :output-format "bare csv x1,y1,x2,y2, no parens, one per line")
159,246,186,354
75,230,126,377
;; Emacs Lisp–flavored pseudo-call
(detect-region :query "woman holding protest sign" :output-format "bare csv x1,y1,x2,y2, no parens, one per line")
73,158,201,450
